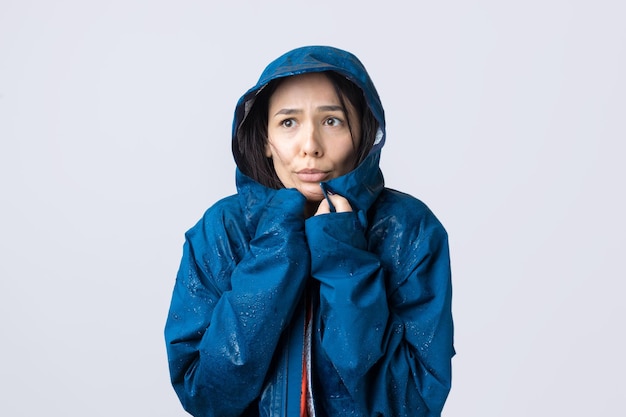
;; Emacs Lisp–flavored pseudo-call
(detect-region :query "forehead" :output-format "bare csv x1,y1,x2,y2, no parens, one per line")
269,72,338,105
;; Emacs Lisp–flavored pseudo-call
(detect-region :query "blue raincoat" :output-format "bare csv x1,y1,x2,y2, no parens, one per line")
165,46,454,417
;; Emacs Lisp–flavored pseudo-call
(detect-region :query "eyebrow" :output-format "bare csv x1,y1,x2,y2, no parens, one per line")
272,105,345,117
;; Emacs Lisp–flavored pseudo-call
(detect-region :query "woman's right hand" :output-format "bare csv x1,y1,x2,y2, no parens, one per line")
315,192,353,216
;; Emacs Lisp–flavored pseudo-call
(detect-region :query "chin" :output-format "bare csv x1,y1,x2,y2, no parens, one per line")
300,187,325,202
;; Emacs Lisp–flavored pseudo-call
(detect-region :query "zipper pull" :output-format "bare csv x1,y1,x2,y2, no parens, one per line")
319,183,336,213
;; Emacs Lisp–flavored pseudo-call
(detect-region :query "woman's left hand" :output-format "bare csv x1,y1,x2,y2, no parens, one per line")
315,192,353,216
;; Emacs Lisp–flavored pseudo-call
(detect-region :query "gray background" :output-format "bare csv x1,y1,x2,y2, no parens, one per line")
1,1,624,415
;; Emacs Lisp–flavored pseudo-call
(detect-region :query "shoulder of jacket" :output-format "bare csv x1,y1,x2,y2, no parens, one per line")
377,188,438,219
185,194,244,239
373,188,448,237
203,194,242,218
184,194,250,273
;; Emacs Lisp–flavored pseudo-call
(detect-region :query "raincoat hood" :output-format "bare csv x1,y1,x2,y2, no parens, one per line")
230,46,387,223
231,45,386,166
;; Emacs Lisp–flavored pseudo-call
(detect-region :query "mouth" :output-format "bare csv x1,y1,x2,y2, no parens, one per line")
296,169,329,182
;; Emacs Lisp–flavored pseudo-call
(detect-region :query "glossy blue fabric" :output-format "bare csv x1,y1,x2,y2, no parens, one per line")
165,46,454,417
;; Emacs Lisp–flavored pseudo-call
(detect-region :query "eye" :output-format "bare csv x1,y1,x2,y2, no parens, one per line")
323,116,343,127
280,118,295,128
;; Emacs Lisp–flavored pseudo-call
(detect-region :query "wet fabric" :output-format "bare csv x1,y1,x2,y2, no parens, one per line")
165,45,454,417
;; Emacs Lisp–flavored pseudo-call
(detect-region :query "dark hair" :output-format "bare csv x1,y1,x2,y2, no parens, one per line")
234,71,379,189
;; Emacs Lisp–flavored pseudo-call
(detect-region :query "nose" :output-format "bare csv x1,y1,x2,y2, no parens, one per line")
301,124,323,157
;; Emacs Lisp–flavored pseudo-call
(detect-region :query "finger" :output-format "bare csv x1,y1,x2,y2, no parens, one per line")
315,198,331,216
327,193,353,213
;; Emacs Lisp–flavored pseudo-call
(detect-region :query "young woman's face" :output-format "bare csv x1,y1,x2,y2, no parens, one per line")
266,72,361,202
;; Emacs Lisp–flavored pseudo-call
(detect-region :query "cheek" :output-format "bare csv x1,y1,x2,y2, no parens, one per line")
336,142,359,165
267,140,295,164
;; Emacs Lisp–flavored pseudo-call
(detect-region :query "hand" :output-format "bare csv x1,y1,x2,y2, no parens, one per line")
315,192,353,216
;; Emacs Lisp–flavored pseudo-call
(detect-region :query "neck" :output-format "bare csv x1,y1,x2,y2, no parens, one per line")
304,201,319,218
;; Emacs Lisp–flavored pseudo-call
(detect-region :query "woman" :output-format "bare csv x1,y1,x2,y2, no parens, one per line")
165,45,454,417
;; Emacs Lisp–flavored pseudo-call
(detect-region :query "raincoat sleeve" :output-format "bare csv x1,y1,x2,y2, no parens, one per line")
165,188,310,417
305,205,453,417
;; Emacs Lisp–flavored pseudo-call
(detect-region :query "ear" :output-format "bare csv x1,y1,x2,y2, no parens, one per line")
264,142,272,158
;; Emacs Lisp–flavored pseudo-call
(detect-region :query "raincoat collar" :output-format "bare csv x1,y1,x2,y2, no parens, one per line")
236,149,384,234
235,168,276,236
323,151,384,213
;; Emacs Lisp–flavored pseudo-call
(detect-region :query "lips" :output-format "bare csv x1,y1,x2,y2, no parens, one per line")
296,169,329,182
